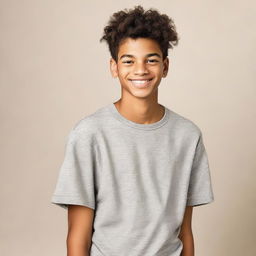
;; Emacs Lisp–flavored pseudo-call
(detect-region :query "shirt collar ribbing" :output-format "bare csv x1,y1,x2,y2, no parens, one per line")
108,102,170,130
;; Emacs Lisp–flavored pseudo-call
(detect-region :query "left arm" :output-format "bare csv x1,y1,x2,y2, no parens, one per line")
178,206,194,256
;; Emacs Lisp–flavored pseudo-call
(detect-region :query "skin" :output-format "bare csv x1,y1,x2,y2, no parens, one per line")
179,206,195,256
110,37,169,124
67,205,94,256
67,37,194,256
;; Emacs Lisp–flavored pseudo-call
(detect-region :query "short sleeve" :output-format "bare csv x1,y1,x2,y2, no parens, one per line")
186,132,215,207
51,128,97,210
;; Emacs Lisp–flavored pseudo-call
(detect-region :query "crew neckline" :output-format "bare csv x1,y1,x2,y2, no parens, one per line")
107,102,170,130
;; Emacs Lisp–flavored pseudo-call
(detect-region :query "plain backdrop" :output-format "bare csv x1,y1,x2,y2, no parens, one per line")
1,0,255,255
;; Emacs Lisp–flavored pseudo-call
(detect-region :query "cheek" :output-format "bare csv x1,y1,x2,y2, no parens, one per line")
118,68,130,77
149,65,162,72
156,67,164,74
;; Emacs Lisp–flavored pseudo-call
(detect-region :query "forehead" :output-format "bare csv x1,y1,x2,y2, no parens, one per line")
118,37,162,59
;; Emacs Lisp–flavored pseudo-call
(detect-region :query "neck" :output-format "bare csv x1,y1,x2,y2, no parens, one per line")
113,99,165,125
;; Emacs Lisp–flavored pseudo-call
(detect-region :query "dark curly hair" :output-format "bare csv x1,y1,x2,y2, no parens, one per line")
100,5,179,62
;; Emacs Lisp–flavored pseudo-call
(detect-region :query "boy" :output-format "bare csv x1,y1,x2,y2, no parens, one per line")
51,5,214,256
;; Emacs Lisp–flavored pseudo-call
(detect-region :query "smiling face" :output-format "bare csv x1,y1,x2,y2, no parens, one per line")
110,37,169,99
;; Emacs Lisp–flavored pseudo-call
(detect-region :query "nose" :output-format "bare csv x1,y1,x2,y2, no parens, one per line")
133,61,149,75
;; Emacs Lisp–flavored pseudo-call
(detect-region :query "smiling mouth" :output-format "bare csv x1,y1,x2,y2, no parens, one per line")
129,78,153,83
128,78,154,88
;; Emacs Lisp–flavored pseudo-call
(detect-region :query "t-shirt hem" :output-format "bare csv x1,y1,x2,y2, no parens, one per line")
186,195,214,207
51,194,95,210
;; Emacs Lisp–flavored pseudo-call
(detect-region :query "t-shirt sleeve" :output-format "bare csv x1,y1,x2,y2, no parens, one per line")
186,131,215,207
51,128,97,210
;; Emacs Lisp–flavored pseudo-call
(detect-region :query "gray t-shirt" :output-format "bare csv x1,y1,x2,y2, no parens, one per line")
51,102,214,256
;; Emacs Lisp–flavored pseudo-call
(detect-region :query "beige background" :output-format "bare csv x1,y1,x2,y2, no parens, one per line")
1,0,255,255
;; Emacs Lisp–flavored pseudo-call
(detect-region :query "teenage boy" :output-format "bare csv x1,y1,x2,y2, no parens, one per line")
51,5,214,256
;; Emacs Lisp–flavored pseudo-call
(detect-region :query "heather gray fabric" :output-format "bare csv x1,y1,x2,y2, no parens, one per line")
51,102,214,256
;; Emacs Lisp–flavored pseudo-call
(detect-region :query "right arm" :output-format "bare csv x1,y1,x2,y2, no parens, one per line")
67,205,95,256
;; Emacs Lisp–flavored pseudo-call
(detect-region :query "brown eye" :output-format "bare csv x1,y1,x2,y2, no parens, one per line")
148,59,158,63
122,60,133,64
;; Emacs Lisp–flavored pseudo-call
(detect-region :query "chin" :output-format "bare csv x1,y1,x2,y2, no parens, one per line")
129,89,156,99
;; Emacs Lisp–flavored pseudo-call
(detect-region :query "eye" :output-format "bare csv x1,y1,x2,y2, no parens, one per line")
122,60,133,64
147,59,159,63
148,59,159,64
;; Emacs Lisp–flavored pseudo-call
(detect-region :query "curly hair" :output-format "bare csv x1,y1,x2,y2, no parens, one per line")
99,5,179,62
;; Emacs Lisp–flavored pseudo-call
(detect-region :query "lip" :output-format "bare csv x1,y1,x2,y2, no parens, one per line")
128,78,154,89
128,78,153,81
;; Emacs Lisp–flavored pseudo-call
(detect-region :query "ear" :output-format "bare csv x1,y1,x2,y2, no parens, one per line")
162,57,169,78
110,58,118,78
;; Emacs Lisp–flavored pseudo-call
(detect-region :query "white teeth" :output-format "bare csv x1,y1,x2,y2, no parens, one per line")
131,79,150,84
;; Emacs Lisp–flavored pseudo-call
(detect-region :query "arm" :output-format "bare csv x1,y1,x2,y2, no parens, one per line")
67,205,95,256
178,206,194,256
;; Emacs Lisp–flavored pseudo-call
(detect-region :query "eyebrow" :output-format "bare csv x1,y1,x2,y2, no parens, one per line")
119,53,161,60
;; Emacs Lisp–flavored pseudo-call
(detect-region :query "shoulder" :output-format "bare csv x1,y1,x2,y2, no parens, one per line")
168,108,203,140
67,105,107,141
